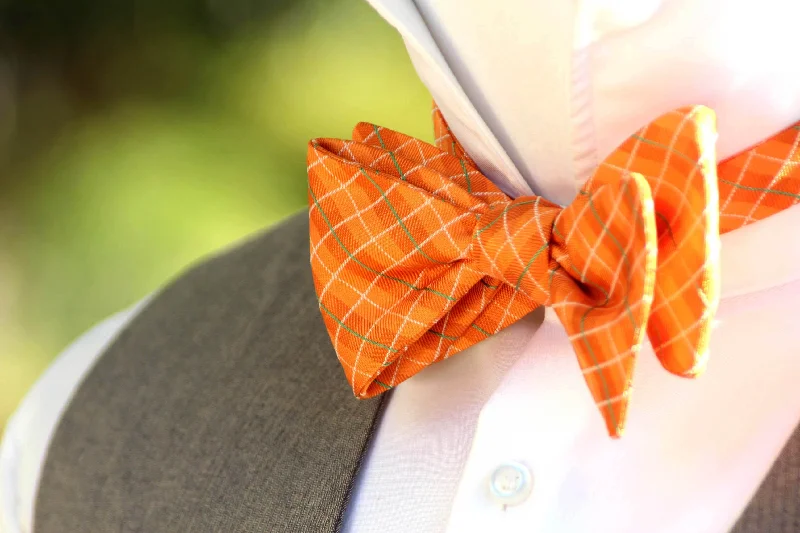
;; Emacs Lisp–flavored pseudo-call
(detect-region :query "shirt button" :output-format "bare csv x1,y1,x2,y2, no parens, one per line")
488,461,533,506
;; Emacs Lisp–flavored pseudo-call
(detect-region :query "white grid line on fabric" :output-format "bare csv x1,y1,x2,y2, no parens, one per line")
340,178,401,263
647,143,706,267
313,255,428,325
597,167,702,274
443,274,511,356
575,185,623,283
312,152,473,302
560,198,650,337
650,312,708,355
443,289,500,360
429,265,470,365
388,132,466,256
427,200,464,257
518,200,556,282
565,226,651,343
740,129,800,225
359,126,378,144
624,109,695,227
313,175,469,284
498,198,551,300
376,128,496,210
595,388,631,408
721,212,769,221
381,269,433,384
357,132,472,377
340,202,476,365
562,189,594,245
310,180,391,259
600,323,636,382
492,278,524,336
749,151,800,167
570,245,696,358
313,174,405,299
719,149,756,214
569,298,648,360
312,160,424,383
576,200,646,384
513,197,553,298
653,238,707,312
309,139,476,382
582,343,636,374
472,214,509,285
562,297,651,342
653,109,699,206
309,140,405,246
330,192,445,341
307,161,361,213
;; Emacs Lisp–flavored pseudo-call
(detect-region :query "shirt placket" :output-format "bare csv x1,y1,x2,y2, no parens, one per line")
443,311,598,533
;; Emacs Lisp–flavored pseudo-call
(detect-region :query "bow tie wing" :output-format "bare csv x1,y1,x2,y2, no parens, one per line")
602,107,722,378
548,172,658,437
307,125,511,399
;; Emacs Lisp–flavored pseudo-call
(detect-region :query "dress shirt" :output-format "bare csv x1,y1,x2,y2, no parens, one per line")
4,1,800,532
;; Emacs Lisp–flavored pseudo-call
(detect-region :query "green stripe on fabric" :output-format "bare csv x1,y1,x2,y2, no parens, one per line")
547,266,560,293
375,380,393,390
454,141,472,192
566,263,609,301
309,185,455,302
630,134,700,168
574,263,617,429
358,168,447,265
515,242,549,290
655,212,677,246
575,181,645,431
430,329,459,341
472,324,491,336
577,315,618,430
476,199,538,235
481,279,499,289
719,178,800,200
318,301,398,353
373,124,407,181
582,187,637,329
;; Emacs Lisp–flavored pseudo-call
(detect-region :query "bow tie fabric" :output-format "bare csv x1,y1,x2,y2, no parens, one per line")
307,105,800,437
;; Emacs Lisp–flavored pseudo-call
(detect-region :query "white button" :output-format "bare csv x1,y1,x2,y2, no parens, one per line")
488,461,533,506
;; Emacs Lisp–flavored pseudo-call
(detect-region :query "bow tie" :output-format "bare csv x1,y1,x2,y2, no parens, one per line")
307,105,800,437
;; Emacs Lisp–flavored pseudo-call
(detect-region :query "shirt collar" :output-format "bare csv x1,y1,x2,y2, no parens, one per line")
366,0,800,299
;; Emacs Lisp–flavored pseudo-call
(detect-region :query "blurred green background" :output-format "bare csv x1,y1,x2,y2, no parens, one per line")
0,0,432,428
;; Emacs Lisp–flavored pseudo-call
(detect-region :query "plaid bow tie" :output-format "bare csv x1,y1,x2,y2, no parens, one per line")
307,105,800,437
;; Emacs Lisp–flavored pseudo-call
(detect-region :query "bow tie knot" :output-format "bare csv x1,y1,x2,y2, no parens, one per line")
471,180,656,317
469,196,560,301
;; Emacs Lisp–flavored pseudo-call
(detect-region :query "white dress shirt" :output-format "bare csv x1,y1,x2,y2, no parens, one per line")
4,1,800,532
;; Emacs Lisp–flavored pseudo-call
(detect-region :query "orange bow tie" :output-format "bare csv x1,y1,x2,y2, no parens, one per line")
307,105,800,437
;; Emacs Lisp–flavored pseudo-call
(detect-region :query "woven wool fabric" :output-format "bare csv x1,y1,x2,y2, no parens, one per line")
307,105,800,437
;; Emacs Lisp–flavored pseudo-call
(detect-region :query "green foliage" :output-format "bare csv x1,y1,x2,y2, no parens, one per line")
0,0,431,427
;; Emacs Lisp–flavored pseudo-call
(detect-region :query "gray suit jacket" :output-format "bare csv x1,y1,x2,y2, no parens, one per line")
33,212,800,532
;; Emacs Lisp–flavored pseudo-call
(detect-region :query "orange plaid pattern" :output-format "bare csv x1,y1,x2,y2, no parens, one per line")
307,105,800,437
